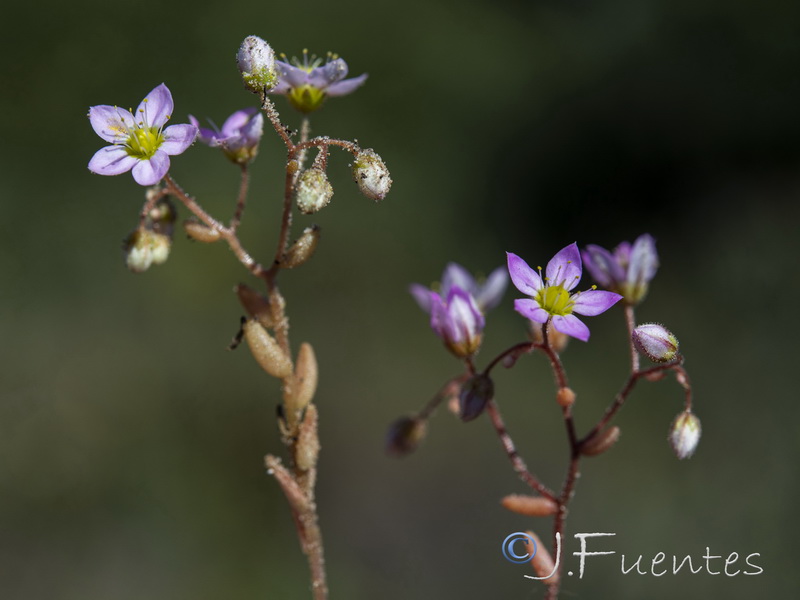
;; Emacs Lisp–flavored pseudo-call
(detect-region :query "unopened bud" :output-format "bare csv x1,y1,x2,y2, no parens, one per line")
581,426,621,457
235,284,273,328
501,494,558,517
123,228,170,272
669,410,701,459
458,374,494,422
237,35,278,93
385,416,427,457
282,225,320,268
184,219,221,243
632,323,679,363
295,404,320,472
352,149,391,201
148,196,177,237
556,387,576,407
243,318,293,379
295,168,333,214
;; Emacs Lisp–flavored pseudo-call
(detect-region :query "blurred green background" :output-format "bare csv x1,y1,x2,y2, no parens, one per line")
2,0,798,598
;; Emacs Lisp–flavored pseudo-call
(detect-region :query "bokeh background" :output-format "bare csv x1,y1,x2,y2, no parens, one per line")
2,0,798,598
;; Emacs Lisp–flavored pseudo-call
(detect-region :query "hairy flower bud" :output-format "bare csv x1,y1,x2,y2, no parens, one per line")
458,374,494,422
501,494,558,517
295,168,333,214
243,318,293,379
386,416,427,457
237,35,278,93
282,225,321,268
352,149,391,201
669,410,701,459
123,228,170,273
633,323,679,363
581,426,621,457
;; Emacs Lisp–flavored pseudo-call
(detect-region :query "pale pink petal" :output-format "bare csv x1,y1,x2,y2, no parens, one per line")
475,266,508,311
89,105,135,143
275,62,309,90
409,283,434,313
582,244,624,287
88,146,137,176
513,299,549,323
628,234,659,286
442,263,475,297
507,252,542,296
552,314,590,342
572,289,622,316
546,243,582,291
221,108,258,136
327,73,368,97
309,58,348,88
161,124,197,155
131,151,170,186
135,83,173,128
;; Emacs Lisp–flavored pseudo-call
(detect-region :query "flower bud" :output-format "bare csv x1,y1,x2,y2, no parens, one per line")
243,318,293,379
184,219,221,243
458,374,494,422
295,168,333,214
386,416,427,457
123,228,170,272
669,410,701,459
237,35,278,93
352,149,391,201
556,387,575,408
581,426,621,457
632,323,679,363
281,225,321,268
501,494,558,517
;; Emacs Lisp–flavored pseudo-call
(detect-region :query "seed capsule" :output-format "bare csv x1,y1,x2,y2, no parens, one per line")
352,149,391,201
282,225,321,268
242,318,292,379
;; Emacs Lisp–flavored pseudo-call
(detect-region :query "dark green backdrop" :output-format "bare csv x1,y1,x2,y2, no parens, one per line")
1,0,798,598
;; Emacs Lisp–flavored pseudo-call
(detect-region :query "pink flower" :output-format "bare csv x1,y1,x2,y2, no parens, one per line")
88,84,197,186
507,243,622,342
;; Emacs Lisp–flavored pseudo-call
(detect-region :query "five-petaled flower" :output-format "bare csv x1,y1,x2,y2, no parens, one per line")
410,263,508,315
88,84,197,186
270,50,368,113
189,108,264,165
582,234,659,305
507,243,622,342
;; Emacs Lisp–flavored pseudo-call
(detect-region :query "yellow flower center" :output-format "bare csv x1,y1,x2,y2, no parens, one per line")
125,126,164,160
536,284,574,316
287,85,327,113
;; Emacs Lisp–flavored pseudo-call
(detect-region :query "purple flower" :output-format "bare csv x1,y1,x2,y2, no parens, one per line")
88,84,197,186
428,286,485,358
507,243,622,342
582,234,659,304
270,50,368,113
189,108,264,165
410,263,508,315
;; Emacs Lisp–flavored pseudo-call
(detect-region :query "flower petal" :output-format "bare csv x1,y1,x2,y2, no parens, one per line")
161,124,197,155
582,244,624,288
409,283,434,313
189,116,221,146
475,266,508,311
627,234,659,287
445,287,484,343
310,58,348,88
546,243,582,291
221,107,258,136
88,146,137,176
513,298,549,323
441,263,475,298
275,62,309,90
327,73,368,97
136,83,173,128
552,314,590,342
131,151,170,186
572,289,623,316
507,252,542,296
89,105,135,143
